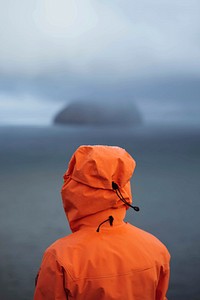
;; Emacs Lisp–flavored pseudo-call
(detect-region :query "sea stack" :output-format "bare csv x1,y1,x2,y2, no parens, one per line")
54,99,142,126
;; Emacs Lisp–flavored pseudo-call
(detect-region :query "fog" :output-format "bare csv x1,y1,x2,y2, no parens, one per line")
0,0,200,77
0,0,200,127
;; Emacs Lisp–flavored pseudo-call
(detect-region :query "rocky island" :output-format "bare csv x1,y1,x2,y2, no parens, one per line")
54,100,142,126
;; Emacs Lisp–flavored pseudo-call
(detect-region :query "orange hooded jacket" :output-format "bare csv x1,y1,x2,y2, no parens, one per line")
34,145,170,300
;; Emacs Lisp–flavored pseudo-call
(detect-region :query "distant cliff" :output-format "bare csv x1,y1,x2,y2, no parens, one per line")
54,100,142,126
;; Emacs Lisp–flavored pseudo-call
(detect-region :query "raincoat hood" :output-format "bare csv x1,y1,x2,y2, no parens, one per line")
61,145,136,232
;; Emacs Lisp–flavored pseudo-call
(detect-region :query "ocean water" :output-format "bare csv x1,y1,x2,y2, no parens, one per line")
0,124,200,300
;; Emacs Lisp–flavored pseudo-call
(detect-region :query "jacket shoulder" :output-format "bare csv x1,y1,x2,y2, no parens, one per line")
127,223,170,257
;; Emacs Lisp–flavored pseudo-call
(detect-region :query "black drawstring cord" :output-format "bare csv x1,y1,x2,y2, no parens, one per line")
96,216,114,232
112,181,140,212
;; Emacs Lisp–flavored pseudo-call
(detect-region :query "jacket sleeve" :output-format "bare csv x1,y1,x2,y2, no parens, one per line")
34,250,68,300
156,262,170,300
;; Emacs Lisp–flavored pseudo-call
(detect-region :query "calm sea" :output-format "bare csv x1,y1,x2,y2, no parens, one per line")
0,124,200,300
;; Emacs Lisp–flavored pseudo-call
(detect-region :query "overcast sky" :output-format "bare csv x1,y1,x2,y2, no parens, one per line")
0,0,199,125
0,0,200,79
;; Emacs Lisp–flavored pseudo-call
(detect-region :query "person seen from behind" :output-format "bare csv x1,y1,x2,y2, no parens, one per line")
34,145,170,300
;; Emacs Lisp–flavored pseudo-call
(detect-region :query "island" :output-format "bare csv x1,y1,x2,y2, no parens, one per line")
54,99,142,126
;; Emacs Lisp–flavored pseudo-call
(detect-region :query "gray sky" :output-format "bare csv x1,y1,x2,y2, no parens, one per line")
0,0,200,125
0,0,200,79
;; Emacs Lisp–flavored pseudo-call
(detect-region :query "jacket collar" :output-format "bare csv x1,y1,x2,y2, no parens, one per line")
70,206,126,232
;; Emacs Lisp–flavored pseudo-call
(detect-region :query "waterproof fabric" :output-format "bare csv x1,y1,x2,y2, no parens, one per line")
34,145,170,300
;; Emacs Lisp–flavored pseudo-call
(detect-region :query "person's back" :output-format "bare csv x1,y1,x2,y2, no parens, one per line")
34,145,170,300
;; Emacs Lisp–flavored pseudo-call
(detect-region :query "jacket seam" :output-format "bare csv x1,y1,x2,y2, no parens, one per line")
66,266,154,282
48,249,155,283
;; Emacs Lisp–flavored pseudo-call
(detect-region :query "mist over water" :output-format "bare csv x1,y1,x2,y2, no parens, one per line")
1,72,200,128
